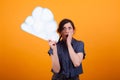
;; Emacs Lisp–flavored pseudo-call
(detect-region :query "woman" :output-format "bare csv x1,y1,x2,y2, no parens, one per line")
48,19,85,80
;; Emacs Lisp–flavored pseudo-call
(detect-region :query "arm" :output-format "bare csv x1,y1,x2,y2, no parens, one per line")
66,33,83,67
48,40,60,73
67,43,83,67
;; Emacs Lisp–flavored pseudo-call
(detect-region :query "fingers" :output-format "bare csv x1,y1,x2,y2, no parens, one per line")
48,40,56,43
48,40,56,46
68,32,73,38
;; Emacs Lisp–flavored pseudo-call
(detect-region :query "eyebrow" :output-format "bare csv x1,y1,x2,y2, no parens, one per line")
63,26,72,28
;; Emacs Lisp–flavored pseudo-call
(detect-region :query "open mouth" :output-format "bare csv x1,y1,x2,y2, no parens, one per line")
66,35,68,37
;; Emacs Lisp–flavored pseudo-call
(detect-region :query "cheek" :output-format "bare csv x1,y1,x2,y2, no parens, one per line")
60,31,65,35
61,31,66,34
70,30,74,33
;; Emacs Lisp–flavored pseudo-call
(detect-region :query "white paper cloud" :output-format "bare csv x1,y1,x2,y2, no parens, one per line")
21,6,59,42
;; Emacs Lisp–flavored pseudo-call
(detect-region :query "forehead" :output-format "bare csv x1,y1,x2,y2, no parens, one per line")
63,22,72,27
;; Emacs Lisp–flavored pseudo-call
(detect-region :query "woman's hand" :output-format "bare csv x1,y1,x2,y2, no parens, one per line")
48,40,57,50
48,40,60,73
66,32,73,45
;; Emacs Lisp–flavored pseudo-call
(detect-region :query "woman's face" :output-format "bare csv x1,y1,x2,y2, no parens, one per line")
61,22,74,40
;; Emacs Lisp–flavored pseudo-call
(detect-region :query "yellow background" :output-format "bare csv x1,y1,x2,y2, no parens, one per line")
1,0,120,80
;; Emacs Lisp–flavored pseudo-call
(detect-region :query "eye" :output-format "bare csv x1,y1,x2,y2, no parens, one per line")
68,27,72,30
63,27,66,30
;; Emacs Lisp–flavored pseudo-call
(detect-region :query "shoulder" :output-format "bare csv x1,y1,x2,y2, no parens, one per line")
72,38,84,46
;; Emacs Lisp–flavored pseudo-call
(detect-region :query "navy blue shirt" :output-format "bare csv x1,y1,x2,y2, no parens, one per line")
48,38,85,78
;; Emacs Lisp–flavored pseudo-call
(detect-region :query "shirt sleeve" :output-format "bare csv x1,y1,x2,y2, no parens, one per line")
75,41,86,59
48,48,53,55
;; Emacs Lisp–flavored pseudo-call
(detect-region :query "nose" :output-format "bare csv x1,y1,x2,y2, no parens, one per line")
65,28,69,33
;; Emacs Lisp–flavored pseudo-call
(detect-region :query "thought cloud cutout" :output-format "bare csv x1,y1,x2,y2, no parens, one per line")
21,6,59,42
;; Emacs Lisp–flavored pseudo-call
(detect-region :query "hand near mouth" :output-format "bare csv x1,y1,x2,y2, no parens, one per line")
66,32,73,45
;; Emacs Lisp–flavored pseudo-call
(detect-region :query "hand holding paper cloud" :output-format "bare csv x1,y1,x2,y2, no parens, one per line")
21,6,59,42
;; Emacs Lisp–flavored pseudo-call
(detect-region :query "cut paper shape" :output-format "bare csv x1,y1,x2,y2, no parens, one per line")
21,6,59,42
